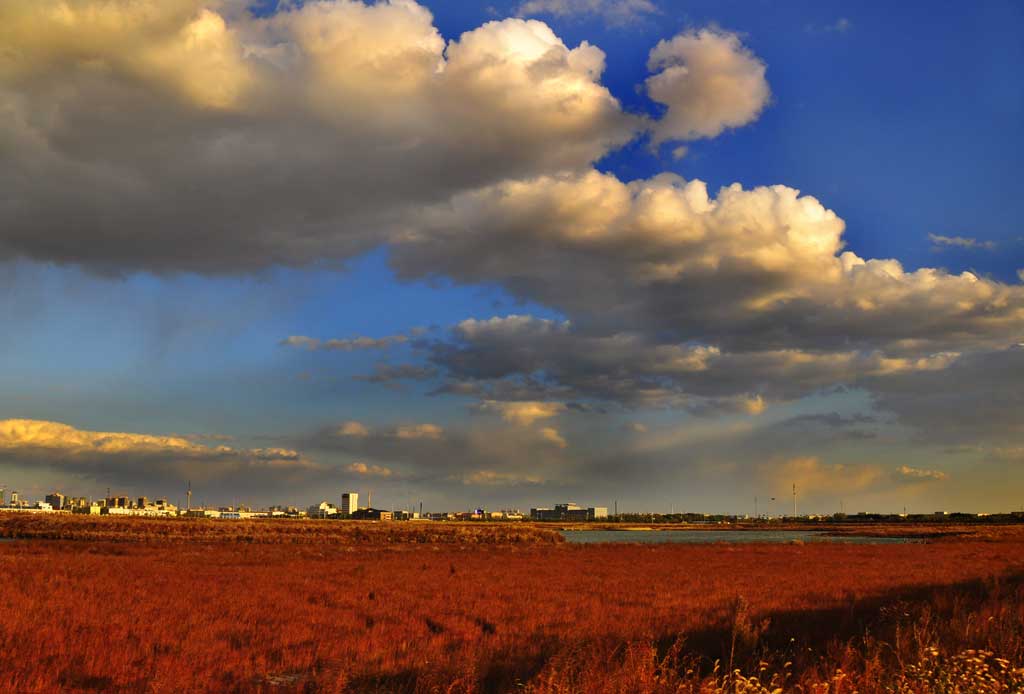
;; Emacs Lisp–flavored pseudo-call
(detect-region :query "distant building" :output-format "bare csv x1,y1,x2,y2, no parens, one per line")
45,492,66,510
308,501,339,518
350,507,392,521
341,492,359,515
531,503,608,521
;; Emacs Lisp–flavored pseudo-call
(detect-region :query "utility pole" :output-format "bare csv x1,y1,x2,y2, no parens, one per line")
792,483,797,518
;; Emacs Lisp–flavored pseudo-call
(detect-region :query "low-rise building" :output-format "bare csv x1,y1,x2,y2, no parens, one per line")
531,503,608,521
350,508,393,521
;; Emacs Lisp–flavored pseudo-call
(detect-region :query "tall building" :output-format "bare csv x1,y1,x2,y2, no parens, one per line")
341,492,359,515
45,492,66,510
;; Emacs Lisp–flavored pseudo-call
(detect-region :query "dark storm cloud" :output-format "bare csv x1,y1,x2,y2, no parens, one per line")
416,315,961,410
867,346,1024,447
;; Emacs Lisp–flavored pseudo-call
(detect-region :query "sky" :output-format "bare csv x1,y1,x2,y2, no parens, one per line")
1,0,1022,514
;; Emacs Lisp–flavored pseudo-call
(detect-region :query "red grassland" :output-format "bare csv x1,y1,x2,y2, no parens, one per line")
1,520,1023,693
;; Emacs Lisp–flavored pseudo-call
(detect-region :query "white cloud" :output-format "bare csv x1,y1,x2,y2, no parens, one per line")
347,461,393,477
396,171,1024,363
895,465,947,482
929,233,996,251
646,29,770,143
474,400,567,425
282,334,408,351
337,421,370,437
516,0,659,26
0,419,314,488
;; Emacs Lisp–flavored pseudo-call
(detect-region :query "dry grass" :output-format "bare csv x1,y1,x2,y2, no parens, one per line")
0,519,1023,692
0,513,563,545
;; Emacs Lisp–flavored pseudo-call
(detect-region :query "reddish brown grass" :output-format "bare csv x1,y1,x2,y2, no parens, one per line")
0,514,563,545
0,520,1023,692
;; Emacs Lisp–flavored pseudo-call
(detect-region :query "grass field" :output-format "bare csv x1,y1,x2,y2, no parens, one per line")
1,518,1023,692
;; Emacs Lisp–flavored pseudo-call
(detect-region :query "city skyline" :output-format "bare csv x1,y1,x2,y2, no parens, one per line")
1,0,1023,514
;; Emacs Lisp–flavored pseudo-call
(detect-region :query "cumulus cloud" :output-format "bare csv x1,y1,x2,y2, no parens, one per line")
474,399,567,425
0,419,314,489
516,0,659,26
395,172,1024,361
0,0,639,273
928,233,996,251
646,29,770,143
347,461,393,477
894,465,947,482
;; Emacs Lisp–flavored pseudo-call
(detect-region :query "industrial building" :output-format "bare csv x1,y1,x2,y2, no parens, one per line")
341,492,359,515
350,508,392,521
530,503,608,521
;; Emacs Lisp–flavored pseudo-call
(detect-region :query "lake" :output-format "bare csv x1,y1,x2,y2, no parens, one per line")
559,529,916,544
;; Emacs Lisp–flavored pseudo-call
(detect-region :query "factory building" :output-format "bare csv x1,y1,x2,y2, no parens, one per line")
350,508,392,521
530,503,608,521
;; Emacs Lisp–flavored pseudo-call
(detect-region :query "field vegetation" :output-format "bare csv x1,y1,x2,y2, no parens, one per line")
0,518,1023,692
0,513,562,545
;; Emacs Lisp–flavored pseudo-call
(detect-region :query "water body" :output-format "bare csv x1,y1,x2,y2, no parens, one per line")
559,529,916,545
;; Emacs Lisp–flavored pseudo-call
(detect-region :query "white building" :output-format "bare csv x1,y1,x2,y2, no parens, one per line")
341,492,359,515
308,501,339,518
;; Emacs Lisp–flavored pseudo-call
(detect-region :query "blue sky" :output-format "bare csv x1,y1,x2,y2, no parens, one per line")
1,0,1022,512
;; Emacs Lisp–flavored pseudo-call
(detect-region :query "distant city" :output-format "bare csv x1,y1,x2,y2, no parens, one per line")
1,485,1022,524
